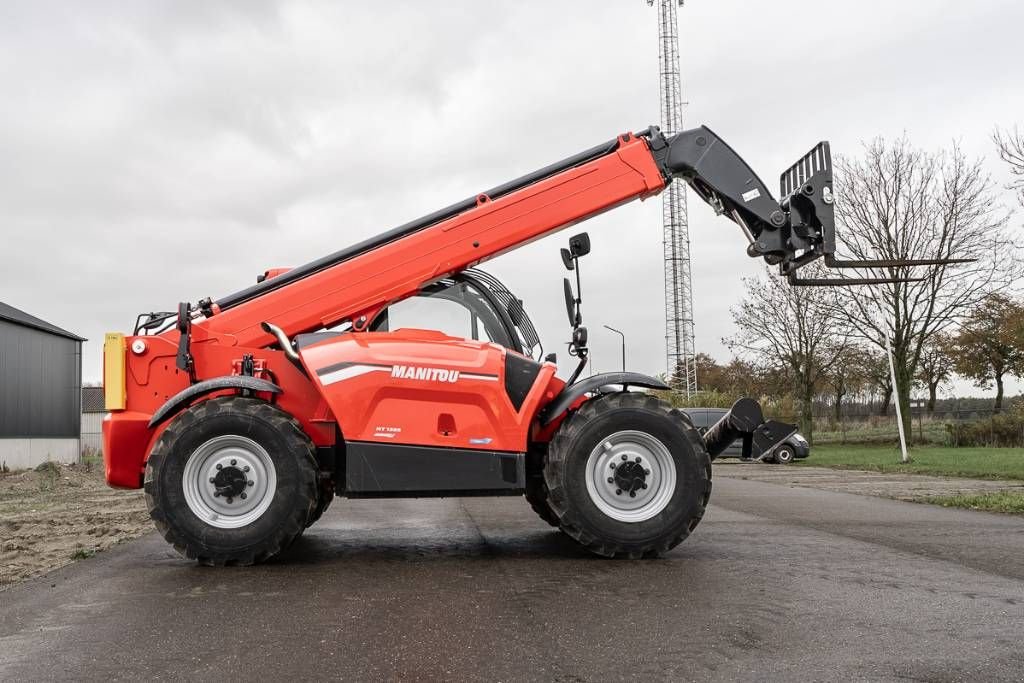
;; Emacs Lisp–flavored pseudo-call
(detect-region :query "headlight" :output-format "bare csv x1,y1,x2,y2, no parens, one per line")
792,434,808,444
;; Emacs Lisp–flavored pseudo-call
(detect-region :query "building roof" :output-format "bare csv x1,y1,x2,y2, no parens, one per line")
0,301,86,341
82,386,106,413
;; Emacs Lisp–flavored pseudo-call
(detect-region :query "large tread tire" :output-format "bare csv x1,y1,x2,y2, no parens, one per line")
524,474,560,527
543,392,711,559
144,397,318,566
305,482,335,528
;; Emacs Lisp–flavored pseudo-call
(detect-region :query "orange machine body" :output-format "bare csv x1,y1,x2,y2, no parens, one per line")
300,329,562,452
103,132,666,488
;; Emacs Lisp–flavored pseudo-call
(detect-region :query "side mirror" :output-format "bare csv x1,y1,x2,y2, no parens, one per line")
569,232,591,258
560,248,575,271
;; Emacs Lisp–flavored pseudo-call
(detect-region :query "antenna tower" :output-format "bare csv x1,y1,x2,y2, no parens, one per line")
648,0,696,395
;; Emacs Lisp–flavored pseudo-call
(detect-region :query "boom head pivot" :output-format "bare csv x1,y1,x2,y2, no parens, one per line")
645,127,972,286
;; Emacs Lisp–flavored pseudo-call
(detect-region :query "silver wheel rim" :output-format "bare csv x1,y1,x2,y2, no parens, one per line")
181,435,277,529
777,448,793,462
585,430,677,523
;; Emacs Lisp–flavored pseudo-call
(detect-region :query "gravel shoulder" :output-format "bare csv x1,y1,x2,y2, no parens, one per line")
714,460,1024,502
0,463,150,589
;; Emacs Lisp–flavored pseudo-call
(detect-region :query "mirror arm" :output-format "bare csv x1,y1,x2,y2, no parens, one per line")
573,255,583,323
566,349,589,386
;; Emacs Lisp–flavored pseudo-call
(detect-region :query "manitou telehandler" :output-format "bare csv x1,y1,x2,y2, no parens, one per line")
103,123,945,564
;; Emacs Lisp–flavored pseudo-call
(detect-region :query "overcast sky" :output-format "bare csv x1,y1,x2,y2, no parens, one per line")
2,0,1022,399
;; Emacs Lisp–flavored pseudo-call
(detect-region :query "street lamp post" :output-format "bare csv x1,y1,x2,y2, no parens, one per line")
603,325,626,372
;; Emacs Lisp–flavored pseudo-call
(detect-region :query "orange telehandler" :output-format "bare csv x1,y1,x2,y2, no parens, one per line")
103,123,942,563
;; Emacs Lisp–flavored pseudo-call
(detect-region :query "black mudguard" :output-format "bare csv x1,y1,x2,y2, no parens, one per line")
147,376,281,428
540,372,670,426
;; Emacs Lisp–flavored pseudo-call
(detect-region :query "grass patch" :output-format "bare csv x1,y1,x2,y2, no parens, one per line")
799,445,1024,481
81,454,104,474
70,547,96,560
917,490,1024,514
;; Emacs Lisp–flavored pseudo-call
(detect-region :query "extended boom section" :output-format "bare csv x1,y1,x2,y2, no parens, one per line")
201,132,667,348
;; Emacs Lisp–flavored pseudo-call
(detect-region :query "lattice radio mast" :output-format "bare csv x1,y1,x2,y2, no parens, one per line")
648,0,696,396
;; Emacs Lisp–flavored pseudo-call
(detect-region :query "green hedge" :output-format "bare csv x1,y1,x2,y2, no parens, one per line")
947,408,1024,447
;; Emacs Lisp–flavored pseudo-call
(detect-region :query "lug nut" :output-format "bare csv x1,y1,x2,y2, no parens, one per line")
644,469,650,475
243,465,250,472
216,464,222,470
209,477,215,483
615,489,622,495
629,491,637,498
621,454,627,461
607,477,614,484
226,497,233,504
240,492,247,500
610,463,616,470
230,459,237,466
642,483,648,489
635,456,642,463
247,480,254,487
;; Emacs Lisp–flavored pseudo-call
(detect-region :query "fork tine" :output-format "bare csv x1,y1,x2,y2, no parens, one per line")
824,255,975,269
787,272,925,287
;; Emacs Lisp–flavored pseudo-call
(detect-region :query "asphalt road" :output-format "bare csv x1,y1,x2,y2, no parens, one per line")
2,474,1023,682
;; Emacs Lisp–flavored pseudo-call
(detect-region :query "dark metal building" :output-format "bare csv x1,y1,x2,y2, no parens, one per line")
0,301,85,469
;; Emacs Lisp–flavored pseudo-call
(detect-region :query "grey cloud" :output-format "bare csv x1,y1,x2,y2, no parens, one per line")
1,0,1021,397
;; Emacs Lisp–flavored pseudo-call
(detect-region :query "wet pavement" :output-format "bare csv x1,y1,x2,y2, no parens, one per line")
2,475,1023,681
716,460,1024,500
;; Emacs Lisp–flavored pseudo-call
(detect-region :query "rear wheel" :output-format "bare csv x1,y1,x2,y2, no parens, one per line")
543,392,711,558
144,397,318,565
306,482,335,527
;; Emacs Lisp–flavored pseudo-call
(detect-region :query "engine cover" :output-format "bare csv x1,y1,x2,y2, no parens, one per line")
299,329,557,453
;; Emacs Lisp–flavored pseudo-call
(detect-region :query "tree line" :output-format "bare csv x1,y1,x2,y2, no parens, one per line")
674,127,1024,443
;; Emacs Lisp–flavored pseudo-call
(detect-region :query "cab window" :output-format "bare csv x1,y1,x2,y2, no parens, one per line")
382,295,494,342
371,282,517,350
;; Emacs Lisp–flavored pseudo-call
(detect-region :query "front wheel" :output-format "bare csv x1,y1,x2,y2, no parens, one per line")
144,397,318,565
543,392,711,558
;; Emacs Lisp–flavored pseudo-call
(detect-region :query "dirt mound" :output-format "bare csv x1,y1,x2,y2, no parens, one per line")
0,460,150,588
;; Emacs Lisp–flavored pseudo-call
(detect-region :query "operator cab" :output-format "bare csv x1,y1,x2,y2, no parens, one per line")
368,269,544,361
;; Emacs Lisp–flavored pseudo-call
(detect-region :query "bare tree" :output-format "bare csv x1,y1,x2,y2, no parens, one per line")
862,349,894,416
692,354,772,398
692,353,729,394
831,137,1019,437
726,265,849,442
952,293,1024,413
821,344,872,425
915,332,955,413
993,125,1024,208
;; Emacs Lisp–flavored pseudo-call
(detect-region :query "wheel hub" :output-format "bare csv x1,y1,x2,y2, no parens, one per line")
212,466,248,500
585,430,677,523
613,460,648,495
182,435,276,529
